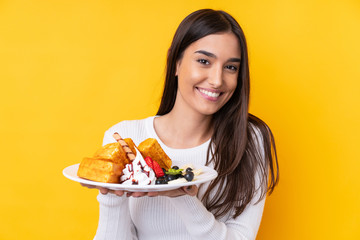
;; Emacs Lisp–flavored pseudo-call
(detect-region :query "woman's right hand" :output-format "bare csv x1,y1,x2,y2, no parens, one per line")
80,183,146,197
80,183,125,196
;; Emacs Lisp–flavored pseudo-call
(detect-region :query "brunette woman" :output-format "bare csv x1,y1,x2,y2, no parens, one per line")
89,9,279,240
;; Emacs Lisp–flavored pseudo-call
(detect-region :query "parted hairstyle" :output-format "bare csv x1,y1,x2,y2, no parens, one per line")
157,9,279,218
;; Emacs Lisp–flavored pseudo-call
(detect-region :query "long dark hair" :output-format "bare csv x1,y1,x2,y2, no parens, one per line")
157,9,279,218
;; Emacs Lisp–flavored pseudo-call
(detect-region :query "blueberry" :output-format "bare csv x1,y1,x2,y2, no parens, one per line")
175,174,183,179
184,172,194,182
172,166,179,170
186,167,193,172
166,174,176,181
155,178,168,184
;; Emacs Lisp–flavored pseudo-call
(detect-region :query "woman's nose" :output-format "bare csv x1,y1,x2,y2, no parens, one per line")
207,65,223,88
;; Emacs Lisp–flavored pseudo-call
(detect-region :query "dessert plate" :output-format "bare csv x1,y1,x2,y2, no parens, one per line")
63,163,218,192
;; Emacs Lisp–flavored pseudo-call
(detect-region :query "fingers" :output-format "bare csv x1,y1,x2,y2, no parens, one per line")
126,192,148,198
80,183,126,196
182,185,198,196
99,187,110,195
114,190,125,197
147,191,159,197
154,185,198,198
122,191,158,197
154,189,183,197
80,185,197,198
80,183,96,189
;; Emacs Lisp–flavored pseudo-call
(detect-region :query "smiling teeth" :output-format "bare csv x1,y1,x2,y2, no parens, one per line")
199,89,220,98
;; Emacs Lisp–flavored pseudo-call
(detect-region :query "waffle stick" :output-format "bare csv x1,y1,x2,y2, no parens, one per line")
113,132,136,161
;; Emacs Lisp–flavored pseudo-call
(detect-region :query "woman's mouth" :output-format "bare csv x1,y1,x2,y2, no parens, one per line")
196,87,222,101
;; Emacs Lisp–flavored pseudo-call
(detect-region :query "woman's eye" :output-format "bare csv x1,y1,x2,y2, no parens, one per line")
197,59,210,65
226,65,238,71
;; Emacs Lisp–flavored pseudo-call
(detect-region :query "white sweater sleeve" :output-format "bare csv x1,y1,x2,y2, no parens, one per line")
94,193,137,240
169,191,265,240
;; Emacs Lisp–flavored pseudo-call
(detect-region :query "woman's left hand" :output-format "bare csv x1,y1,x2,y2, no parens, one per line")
126,185,198,198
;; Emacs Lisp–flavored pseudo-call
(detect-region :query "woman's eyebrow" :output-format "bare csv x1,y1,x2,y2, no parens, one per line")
195,50,217,58
194,50,241,62
228,57,241,63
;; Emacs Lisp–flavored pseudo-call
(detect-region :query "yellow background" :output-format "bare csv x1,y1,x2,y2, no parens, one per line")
1,0,359,239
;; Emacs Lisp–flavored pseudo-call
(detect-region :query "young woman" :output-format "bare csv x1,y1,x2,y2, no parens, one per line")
88,9,279,240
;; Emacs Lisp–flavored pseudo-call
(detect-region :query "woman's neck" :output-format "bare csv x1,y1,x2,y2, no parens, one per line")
154,109,213,149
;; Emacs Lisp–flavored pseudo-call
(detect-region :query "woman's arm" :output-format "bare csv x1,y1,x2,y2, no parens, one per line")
93,128,138,240
94,193,137,240
168,192,265,240
165,125,267,240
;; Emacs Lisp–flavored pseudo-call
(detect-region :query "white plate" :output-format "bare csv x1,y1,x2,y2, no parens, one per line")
63,163,218,192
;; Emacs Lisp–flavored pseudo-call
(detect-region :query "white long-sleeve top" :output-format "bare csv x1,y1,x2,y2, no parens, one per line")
94,116,266,240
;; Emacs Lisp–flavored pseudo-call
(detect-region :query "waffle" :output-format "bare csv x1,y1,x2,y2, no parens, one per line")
77,138,136,183
77,157,124,183
138,138,172,170
93,138,136,165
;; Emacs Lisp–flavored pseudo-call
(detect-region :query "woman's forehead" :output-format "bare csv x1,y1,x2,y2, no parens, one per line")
185,33,241,59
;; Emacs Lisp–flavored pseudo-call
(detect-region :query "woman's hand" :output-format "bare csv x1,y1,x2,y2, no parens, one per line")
147,185,198,197
80,183,125,196
80,183,198,198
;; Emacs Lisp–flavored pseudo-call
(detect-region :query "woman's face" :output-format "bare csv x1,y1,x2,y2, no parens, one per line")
175,32,241,117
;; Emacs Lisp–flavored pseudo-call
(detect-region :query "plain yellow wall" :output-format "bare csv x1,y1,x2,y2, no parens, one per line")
1,0,359,239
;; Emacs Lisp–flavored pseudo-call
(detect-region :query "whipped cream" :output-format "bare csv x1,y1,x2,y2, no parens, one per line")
120,148,156,185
